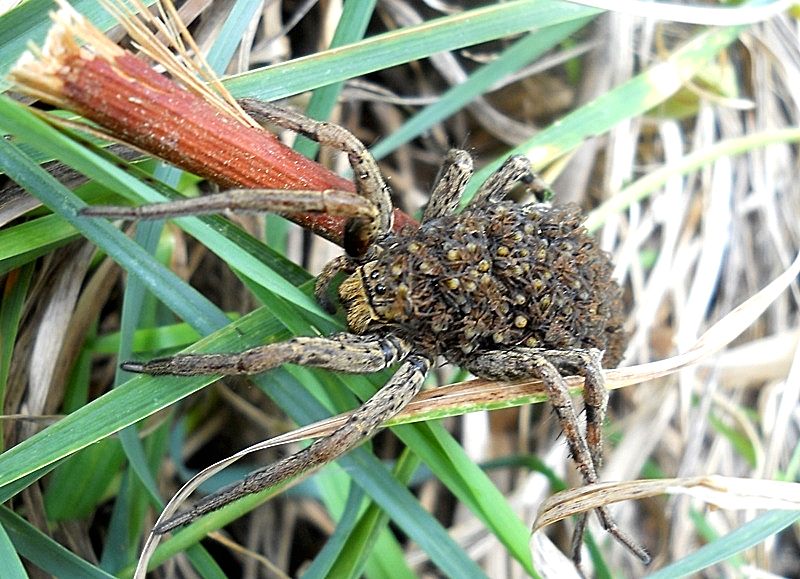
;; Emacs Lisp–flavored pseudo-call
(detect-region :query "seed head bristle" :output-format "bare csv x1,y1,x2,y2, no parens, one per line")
10,1,251,129
9,2,123,109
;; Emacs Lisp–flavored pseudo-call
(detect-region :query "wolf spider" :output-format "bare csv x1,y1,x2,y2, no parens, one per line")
83,99,649,565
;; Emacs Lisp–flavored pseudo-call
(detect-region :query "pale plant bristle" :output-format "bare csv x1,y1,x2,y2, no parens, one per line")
96,0,254,127
10,0,252,128
9,1,122,108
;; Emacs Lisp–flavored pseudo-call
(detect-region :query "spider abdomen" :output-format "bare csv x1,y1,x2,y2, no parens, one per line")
344,201,626,374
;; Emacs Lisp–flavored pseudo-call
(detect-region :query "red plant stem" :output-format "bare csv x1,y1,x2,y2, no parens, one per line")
57,51,416,244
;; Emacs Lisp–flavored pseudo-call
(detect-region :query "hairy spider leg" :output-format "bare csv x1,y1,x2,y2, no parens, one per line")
462,157,647,563
78,191,384,338
122,333,411,376
552,349,609,563
470,154,550,206
240,99,393,256
81,187,376,310
154,353,431,533
314,254,357,314
545,349,650,564
421,149,474,222
80,189,378,221
464,347,651,564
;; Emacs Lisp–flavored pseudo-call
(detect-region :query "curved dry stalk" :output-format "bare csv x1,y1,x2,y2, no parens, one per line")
533,475,800,531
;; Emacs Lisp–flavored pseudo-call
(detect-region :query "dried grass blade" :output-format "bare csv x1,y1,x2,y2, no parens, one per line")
533,475,800,531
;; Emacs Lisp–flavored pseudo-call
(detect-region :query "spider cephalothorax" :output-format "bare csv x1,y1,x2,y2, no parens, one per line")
83,100,649,566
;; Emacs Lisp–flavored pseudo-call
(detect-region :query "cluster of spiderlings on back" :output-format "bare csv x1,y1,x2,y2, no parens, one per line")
353,200,626,374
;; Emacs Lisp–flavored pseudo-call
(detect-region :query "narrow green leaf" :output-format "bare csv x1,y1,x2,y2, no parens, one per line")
204,0,266,75
0,215,76,265
299,483,369,579
337,451,488,578
0,264,34,450
225,0,601,100
330,448,420,579
293,0,379,157
44,438,126,520
646,511,800,579
0,507,116,579
0,521,27,579
466,21,749,196
101,218,168,573
395,421,537,574
89,322,206,355
268,369,489,578
0,467,60,505
370,17,594,160
0,133,228,332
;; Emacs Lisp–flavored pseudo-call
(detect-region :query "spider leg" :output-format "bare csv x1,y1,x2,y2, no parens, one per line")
80,189,377,221
82,188,367,314
240,99,393,255
122,333,411,376
464,348,650,565
154,353,431,533
543,349,650,564
314,255,356,314
421,149,473,222
470,155,550,206
571,349,608,565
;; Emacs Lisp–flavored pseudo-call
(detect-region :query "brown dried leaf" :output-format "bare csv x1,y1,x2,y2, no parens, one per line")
533,475,800,532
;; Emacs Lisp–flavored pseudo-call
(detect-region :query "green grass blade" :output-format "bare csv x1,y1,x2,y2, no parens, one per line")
90,322,206,355
338,453,488,578
224,0,601,99
267,368,490,578
327,449,420,579
0,134,228,332
0,520,27,579
0,190,117,274
0,263,34,450
293,0,378,157
100,219,168,572
44,438,126,521
204,0,266,75
646,510,800,579
465,21,749,196
300,483,369,579
0,507,116,579
395,421,537,574
370,16,594,160
0,466,60,505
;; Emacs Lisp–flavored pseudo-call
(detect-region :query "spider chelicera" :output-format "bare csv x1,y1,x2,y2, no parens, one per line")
83,99,650,565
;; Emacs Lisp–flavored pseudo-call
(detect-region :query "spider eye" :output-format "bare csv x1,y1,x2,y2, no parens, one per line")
374,283,387,295
370,270,380,279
